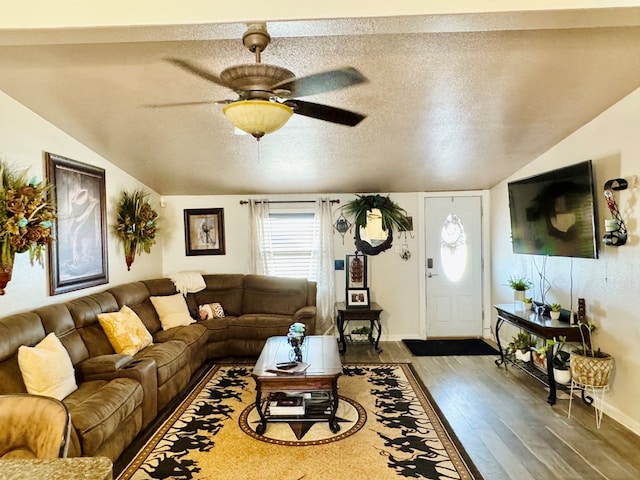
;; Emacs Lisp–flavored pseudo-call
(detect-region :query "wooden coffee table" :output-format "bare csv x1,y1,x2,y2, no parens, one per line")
252,335,342,434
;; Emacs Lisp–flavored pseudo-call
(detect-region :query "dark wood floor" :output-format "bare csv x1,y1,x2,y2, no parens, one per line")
343,341,640,480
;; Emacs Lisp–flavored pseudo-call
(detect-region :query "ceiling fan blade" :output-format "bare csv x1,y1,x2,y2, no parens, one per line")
273,67,367,98
143,100,232,108
164,57,230,89
284,99,365,126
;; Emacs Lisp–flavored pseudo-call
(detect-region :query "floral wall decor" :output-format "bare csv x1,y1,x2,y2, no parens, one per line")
0,159,56,295
114,189,159,270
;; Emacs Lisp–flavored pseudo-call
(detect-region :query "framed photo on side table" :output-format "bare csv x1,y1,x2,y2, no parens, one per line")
346,288,370,309
346,254,367,289
45,152,109,295
184,208,225,256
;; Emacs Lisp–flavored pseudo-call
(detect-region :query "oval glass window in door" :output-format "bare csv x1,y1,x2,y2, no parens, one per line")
440,213,468,283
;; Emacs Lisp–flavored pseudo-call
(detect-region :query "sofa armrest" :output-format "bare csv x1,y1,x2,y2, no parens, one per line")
78,356,158,429
292,306,317,330
76,354,133,376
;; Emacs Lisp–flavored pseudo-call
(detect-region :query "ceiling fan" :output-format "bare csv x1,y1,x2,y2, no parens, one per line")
161,23,368,140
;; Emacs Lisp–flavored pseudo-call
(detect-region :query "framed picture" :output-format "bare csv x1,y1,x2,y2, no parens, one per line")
346,288,370,309
45,153,108,295
184,208,225,256
346,254,367,289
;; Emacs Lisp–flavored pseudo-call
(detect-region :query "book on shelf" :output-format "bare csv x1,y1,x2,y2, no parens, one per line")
268,394,305,415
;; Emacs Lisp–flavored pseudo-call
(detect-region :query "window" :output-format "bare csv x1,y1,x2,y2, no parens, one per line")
263,212,318,281
440,213,468,283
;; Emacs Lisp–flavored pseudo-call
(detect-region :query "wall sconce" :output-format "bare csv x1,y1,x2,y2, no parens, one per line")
603,178,628,246
333,213,352,244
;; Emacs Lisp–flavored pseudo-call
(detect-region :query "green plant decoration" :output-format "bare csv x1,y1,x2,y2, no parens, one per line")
343,194,410,231
506,276,533,291
114,189,159,270
550,303,562,312
0,159,56,295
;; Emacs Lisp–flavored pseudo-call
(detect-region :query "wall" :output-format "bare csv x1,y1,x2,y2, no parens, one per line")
160,192,421,341
491,88,640,433
0,91,163,316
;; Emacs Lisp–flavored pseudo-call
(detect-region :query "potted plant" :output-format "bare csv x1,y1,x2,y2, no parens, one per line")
0,159,56,295
506,275,533,302
350,325,371,342
537,337,571,384
509,331,536,362
343,194,410,231
570,321,613,388
113,189,159,270
523,297,533,310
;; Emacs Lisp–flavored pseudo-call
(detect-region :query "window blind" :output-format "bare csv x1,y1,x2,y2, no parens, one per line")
264,213,318,280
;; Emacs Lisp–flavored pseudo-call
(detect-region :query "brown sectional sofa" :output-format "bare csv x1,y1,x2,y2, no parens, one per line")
0,274,316,461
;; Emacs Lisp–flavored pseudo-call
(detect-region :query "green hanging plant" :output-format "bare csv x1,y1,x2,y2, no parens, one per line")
113,189,159,270
343,194,410,232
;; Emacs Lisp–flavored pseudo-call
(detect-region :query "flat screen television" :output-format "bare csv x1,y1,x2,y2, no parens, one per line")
508,160,599,259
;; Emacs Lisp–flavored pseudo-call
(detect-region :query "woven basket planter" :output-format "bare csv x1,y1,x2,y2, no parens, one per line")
570,351,613,387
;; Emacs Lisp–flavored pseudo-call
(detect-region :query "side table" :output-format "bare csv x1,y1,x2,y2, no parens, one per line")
336,301,383,354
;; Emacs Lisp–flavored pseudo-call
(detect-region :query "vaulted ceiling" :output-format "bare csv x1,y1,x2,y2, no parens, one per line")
0,7,639,195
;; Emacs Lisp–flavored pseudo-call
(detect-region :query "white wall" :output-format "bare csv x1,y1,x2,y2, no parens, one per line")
491,87,640,433
161,192,422,340
0,91,163,315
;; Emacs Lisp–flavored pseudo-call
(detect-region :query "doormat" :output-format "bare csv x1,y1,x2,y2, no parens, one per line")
403,339,499,357
116,363,483,480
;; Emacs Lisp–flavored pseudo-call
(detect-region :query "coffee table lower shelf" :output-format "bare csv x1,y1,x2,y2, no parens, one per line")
254,391,340,434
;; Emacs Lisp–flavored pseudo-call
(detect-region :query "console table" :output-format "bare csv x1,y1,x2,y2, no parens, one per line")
494,303,585,405
336,302,383,354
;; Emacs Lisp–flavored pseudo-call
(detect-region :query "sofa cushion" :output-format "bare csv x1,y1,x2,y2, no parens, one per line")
110,281,164,334
150,294,195,331
228,314,295,340
187,274,245,317
134,341,189,386
242,275,309,315
98,306,153,356
17,333,78,400
64,378,143,456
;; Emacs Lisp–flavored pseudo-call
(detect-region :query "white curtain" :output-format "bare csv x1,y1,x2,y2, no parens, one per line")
312,198,336,335
248,199,272,275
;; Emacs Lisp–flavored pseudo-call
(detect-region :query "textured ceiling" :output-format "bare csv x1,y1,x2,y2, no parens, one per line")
0,8,639,195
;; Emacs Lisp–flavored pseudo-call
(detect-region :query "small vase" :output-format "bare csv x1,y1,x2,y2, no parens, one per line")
125,242,136,271
550,311,560,320
513,290,526,302
554,368,572,385
0,252,15,296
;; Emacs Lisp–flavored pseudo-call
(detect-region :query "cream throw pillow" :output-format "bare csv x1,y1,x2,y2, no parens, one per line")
18,332,78,401
150,293,196,330
98,305,153,356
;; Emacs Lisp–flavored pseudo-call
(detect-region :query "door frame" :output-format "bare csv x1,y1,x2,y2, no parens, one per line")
417,191,492,340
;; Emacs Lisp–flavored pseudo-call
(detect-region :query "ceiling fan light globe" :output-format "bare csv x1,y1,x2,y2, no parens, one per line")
223,100,293,139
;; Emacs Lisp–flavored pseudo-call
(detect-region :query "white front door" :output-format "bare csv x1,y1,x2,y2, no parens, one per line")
425,196,483,337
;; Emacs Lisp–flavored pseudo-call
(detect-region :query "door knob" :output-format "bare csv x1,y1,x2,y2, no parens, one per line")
427,272,439,278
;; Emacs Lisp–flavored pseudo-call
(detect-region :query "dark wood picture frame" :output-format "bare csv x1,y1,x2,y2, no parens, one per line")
45,152,108,295
346,288,370,309
184,208,226,256
346,254,367,289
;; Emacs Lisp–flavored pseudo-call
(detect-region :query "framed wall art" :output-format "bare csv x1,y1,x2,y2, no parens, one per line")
45,152,108,295
346,288,370,309
184,208,226,256
346,254,367,289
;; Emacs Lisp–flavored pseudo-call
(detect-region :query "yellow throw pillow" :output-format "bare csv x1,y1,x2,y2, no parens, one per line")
150,293,196,330
18,332,78,401
98,305,153,356
198,303,225,320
